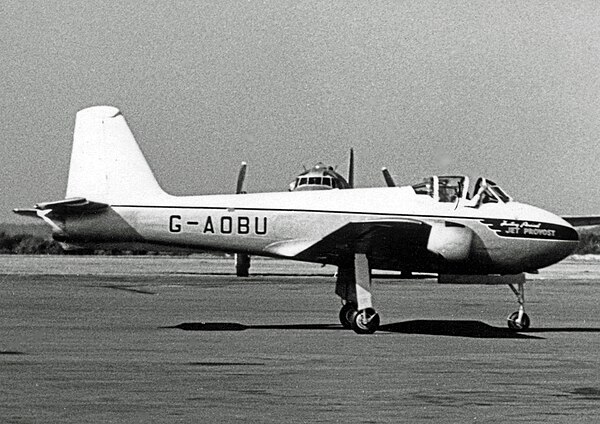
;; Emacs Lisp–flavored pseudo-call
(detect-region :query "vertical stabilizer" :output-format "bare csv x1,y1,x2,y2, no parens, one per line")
66,106,168,204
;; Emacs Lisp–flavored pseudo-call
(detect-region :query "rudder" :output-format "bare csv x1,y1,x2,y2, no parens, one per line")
66,106,168,204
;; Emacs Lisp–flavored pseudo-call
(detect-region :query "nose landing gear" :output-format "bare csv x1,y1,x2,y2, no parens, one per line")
507,280,531,330
507,310,531,330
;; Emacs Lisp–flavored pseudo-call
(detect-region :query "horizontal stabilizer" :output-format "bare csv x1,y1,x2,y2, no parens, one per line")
12,208,40,218
13,197,108,218
35,197,108,214
562,215,600,227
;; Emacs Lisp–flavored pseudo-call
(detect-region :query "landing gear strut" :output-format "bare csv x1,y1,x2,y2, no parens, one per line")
335,254,380,334
507,280,530,330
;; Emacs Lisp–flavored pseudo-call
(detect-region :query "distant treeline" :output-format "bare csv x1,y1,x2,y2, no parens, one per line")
2,223,600,255
577,229,600,254
0,224,182,255
0,231,170,255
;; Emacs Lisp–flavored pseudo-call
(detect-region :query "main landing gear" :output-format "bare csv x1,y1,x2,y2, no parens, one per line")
507,279,530,330
335,262,532,333
338,302,357,329
339,302,381,334
335,254,381,334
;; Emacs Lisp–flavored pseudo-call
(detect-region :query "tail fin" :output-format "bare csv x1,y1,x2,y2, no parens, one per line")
66,106,168,204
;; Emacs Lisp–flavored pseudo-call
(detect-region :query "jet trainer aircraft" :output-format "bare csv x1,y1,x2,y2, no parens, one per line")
15,106,596,334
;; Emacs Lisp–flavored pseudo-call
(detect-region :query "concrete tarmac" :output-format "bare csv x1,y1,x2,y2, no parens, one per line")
0,256,599,423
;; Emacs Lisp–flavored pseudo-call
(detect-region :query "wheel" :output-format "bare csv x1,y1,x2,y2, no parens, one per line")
351,308,380,334
339,302,357,329
507,311,530,330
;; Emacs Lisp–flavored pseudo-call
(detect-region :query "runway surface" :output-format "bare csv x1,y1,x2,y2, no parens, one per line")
0,255,599,423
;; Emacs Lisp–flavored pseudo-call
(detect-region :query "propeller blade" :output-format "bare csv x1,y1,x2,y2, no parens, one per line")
348,148,354,188
236,162,247,194
382,167,396,187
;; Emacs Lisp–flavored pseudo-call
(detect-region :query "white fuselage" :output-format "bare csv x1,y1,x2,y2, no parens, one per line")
60,186,578,274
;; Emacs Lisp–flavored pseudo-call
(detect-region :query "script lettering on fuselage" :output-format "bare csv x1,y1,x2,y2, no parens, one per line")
168,215,268,235
481,219,574,240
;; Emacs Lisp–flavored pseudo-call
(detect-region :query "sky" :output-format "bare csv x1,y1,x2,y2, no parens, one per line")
2,1,600,223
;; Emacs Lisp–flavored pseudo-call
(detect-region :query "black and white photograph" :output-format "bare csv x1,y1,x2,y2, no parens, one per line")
1,1,599,422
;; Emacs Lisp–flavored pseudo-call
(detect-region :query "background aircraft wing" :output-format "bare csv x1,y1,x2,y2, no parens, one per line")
266,219,433,266
562,215,600,227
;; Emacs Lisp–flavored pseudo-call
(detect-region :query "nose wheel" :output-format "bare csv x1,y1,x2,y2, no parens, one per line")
507,280,531,330
507,311,530,330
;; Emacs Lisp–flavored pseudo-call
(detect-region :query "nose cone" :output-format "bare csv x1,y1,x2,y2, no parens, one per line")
513,204,579,270
542,226,579,264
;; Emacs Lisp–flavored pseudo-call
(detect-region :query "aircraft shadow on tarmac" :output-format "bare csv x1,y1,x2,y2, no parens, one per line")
162,320,600,339
166,322,341,332
379,320,543,339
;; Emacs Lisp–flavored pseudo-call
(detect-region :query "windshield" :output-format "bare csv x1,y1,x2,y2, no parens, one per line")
411,175,512,206
412,177,434,197
471,178,512,206
411,176,467,203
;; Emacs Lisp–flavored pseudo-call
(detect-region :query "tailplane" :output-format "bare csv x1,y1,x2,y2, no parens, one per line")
66,106,168,204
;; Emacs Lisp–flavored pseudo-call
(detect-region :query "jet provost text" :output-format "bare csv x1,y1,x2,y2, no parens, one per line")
169,215,268,235
480,218,576,240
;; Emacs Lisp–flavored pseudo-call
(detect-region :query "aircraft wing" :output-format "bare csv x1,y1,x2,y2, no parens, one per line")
266,218,432,265
562,216,600,227
14,197,108,217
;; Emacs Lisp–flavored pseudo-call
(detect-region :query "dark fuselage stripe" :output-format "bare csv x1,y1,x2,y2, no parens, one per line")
110,204,578,241
112,204,499,222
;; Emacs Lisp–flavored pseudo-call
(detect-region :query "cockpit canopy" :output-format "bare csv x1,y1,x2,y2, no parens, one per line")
295,176,338,189
290,163,351,191
411,175,512,207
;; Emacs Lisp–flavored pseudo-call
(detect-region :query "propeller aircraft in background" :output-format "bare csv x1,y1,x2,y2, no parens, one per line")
233,150,355,276
288,151,354,192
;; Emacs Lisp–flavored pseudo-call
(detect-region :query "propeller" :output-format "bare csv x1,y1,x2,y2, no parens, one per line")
236,162,247,194
235,161,251,276
382,167,396,187
348,148,354,188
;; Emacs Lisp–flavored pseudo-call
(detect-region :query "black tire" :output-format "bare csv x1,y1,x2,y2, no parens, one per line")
507,311,530,330
351,308,380,334
339,302,357,329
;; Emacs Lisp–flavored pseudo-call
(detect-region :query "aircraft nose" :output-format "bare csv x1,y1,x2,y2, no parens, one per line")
509,205,580,271
533,213,579,269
